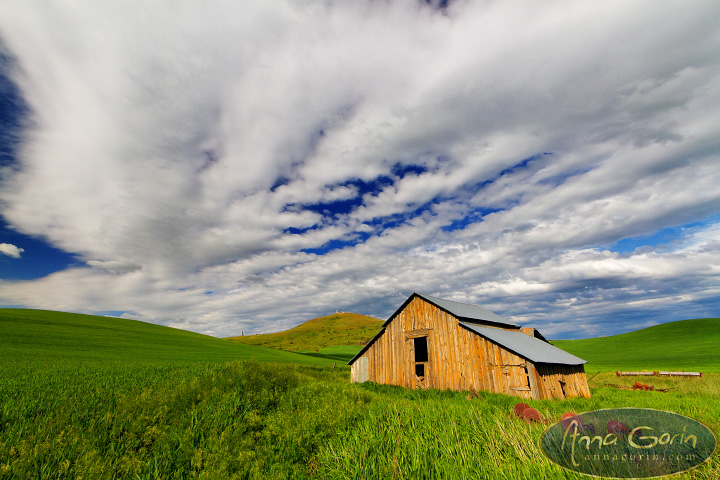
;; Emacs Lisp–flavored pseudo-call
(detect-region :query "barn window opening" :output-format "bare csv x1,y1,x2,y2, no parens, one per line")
415,364,425,378
559,380,567,397
413,336,428,363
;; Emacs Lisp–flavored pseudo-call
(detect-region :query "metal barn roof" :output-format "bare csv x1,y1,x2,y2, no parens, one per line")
459,323,587,365
416,293,519,328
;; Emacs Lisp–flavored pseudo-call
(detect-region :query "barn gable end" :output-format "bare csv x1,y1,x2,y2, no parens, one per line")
349,293,590,399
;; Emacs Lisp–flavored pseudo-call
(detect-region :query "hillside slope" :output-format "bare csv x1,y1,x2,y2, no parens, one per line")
227,312,382,352
552,318,720,373
0,308,336,367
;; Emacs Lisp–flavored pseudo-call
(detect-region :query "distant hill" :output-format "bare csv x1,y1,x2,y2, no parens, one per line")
0,308,336,367
551,318,720,373
226,312,382,353
8,308,714,374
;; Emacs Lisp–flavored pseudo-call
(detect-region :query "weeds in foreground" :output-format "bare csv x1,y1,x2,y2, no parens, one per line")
1,363,718,479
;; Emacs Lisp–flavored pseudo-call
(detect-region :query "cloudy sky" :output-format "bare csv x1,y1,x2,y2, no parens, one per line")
1,0,719,339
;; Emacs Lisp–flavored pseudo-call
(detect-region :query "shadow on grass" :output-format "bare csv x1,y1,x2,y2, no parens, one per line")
296,352,354,363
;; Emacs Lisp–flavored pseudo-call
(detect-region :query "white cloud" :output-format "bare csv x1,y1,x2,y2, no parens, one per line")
0,243,24,258
0,0,719,338
87,260,143,274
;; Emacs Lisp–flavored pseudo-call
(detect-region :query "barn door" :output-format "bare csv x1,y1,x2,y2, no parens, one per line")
413,336,429,386
504,364,531,397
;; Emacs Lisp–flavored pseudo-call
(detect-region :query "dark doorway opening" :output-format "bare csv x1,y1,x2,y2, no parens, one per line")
415,364,425,377
414,336,428,362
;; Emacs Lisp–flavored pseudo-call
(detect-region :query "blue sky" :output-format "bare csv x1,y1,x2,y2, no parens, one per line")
1,0,719,339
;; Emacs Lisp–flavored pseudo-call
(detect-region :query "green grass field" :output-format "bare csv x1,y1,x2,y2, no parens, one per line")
226,312,382,353
552,318,720,373
0,308,337,367
1,309,719,479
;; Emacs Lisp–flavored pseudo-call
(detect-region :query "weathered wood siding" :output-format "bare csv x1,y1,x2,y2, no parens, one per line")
352,296,590,399
533,363,591,399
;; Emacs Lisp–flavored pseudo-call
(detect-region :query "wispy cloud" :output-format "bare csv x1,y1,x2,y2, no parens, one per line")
0,0,719,338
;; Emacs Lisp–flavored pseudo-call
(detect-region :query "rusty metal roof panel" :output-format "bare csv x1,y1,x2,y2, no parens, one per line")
459,323,587,365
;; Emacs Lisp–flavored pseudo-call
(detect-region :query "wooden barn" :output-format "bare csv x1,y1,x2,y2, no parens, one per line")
348,293,590,399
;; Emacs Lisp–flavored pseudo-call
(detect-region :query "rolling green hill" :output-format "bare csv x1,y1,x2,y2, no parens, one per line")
226,312,382,354
7,308,716,374
0,308,336,368
552,318,720,373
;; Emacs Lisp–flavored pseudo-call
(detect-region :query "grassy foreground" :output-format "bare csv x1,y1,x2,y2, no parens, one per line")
1,361,718,479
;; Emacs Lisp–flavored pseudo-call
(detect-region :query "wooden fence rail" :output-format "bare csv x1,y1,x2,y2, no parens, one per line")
615,371,702,377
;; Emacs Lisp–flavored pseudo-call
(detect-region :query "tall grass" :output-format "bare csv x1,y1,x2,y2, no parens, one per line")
2,361,718,479
0,361,369,479
315,376,720,480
